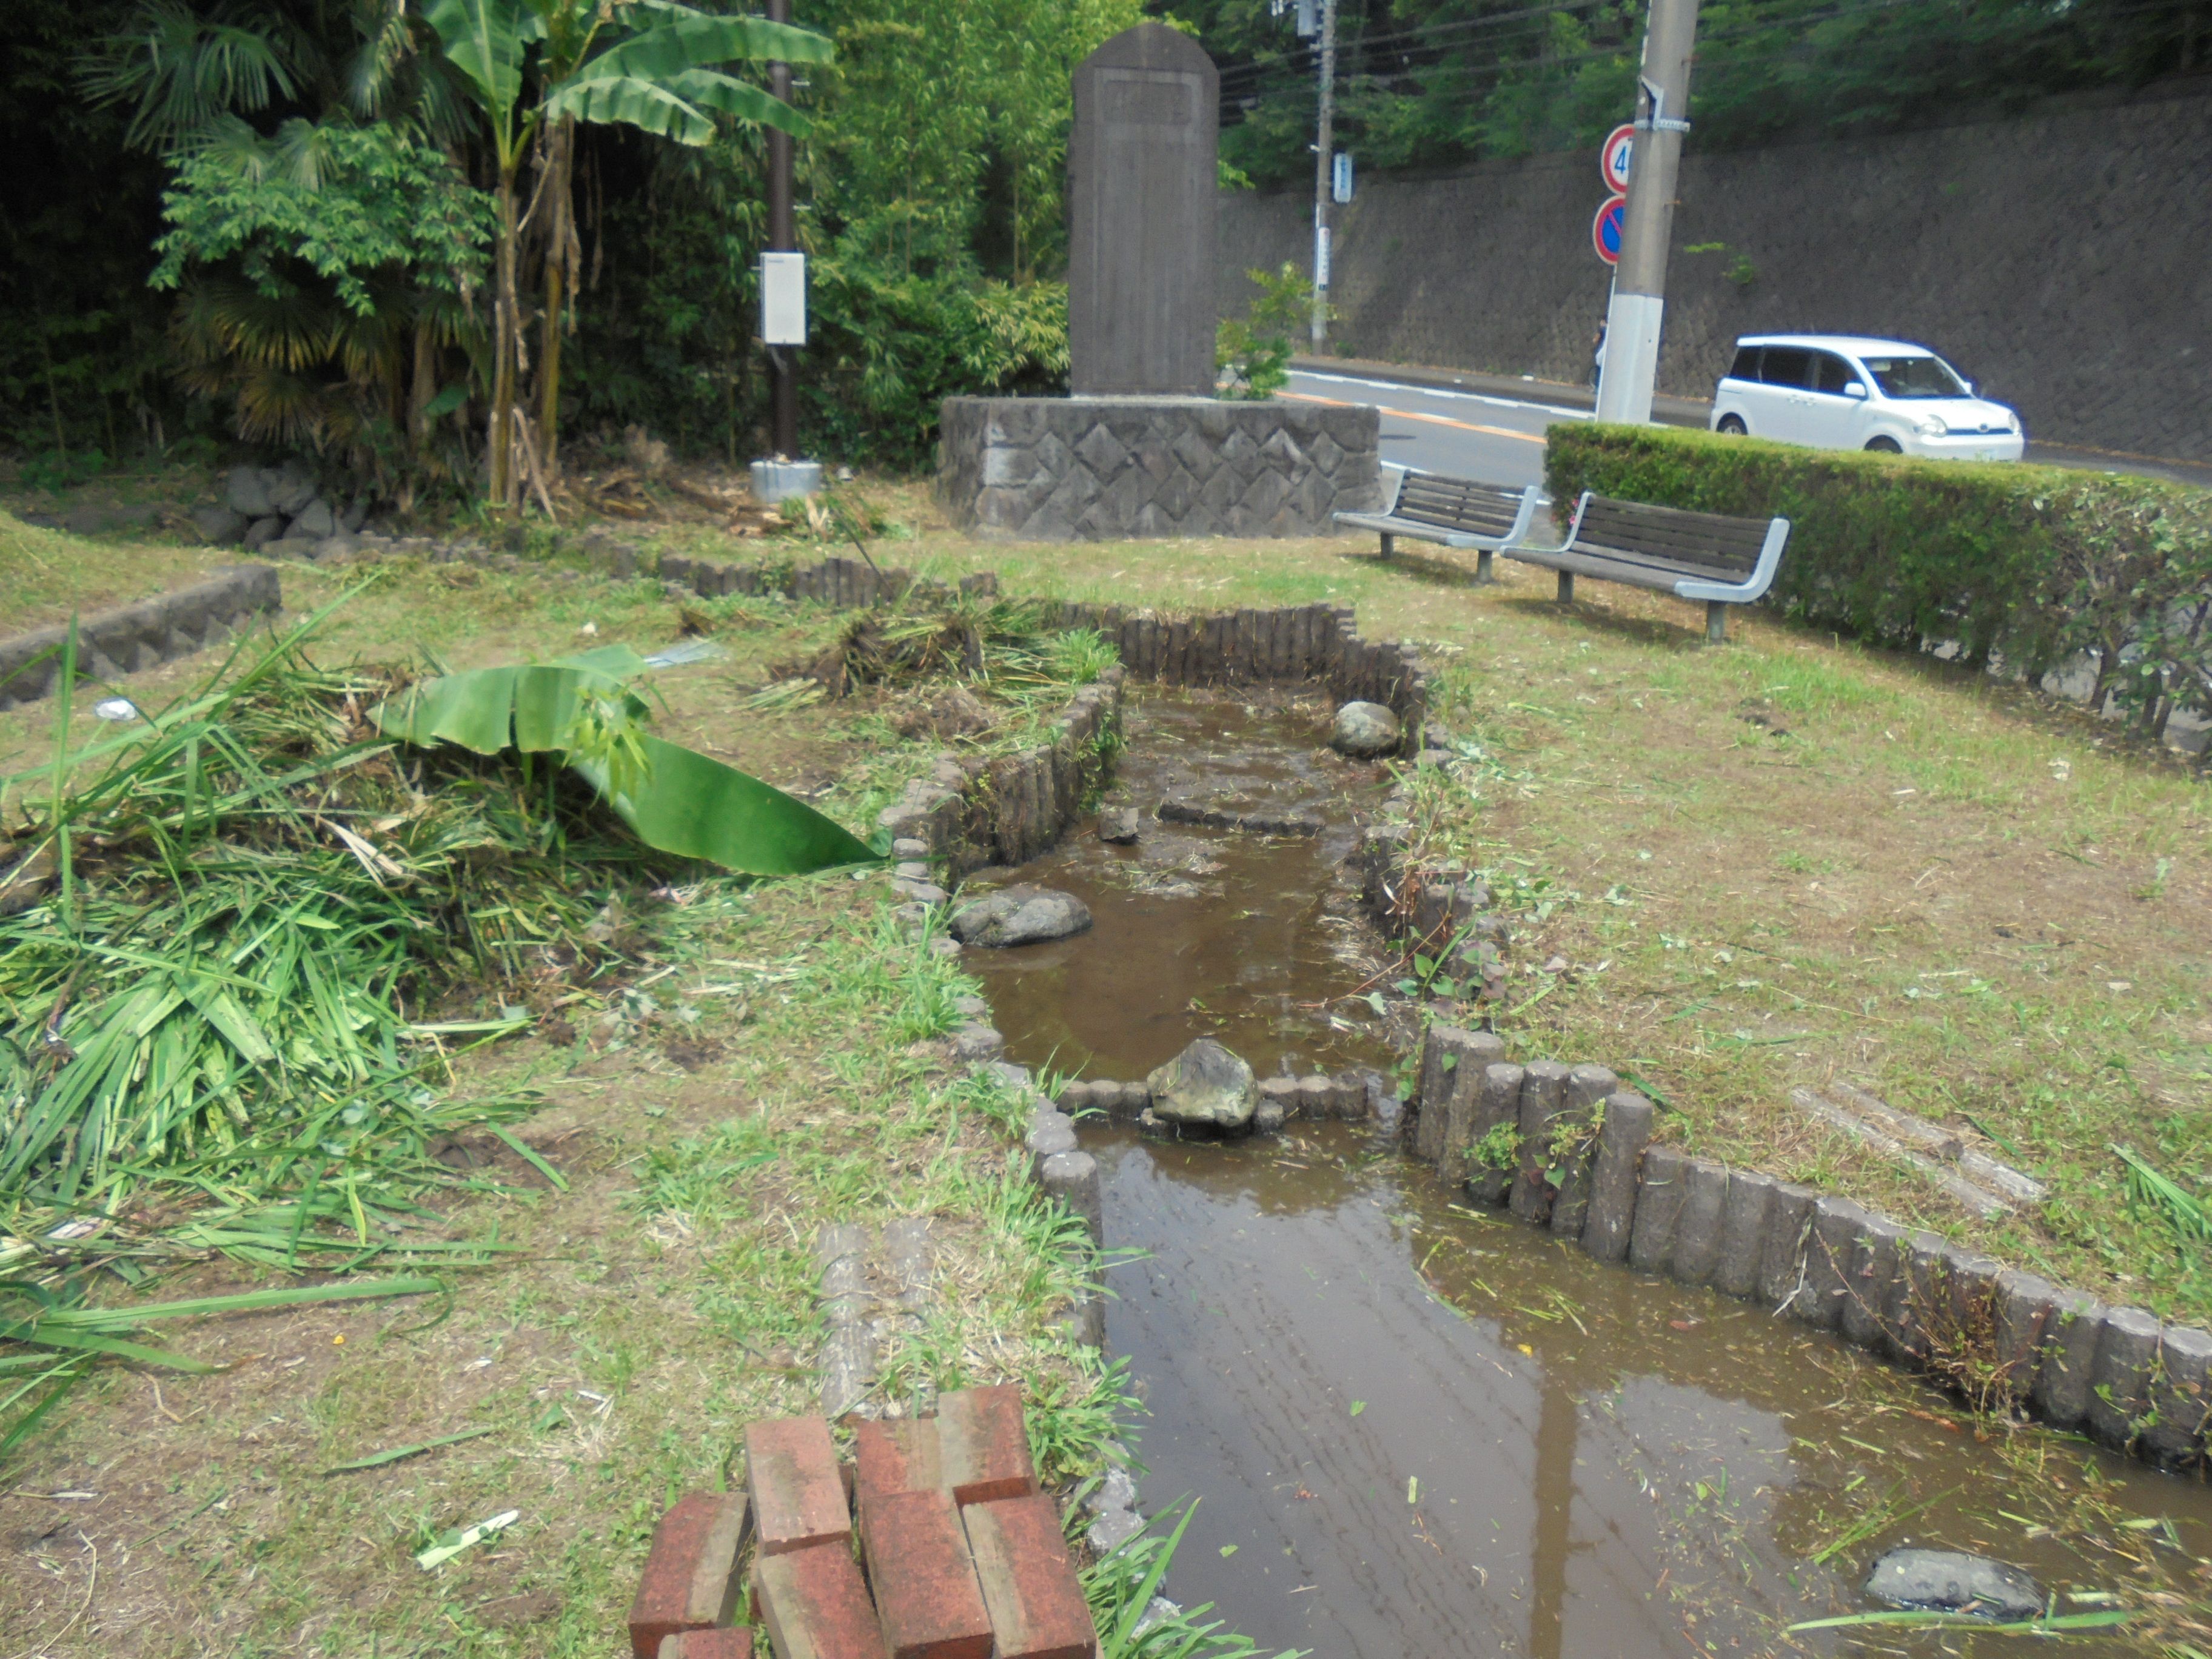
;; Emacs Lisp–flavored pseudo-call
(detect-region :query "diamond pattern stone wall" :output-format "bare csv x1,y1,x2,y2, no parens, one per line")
939,397,1381,540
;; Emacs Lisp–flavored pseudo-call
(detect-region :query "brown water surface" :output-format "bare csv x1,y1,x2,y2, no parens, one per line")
967,689,2212,1657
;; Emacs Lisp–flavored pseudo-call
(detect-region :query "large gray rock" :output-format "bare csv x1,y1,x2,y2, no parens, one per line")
1146,1037,1257,1130
225,467,273,517
1330,700,1403,759
290,498,337,539
192,504,246,545
265,463,318,516
948,885,1092,948
1866,1550,2042,1621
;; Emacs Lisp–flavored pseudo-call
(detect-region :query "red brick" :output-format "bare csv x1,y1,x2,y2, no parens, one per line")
962,1494,1097,1659
746,1416,851,1557
934,1386,1037,1507
862,1487,994,1659
629,1492,751,1659
852,1416,947,1528
753,1542,886,1659
658,1632,755,1659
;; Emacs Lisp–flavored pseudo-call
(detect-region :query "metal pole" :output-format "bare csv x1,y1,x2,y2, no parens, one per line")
1593,0,1698,424
766,0,799,458
1310,0,1336,353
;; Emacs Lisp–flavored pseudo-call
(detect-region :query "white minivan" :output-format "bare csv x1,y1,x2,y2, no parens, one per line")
1709,335,2024,461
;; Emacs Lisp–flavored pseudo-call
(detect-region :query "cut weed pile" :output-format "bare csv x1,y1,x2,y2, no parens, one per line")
0,533,1156,1658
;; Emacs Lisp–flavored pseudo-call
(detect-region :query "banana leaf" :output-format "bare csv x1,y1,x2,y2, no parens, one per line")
369,651,878,876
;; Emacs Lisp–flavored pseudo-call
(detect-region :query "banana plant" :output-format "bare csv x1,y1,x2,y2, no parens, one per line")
370,646,877,876
421,0,834,500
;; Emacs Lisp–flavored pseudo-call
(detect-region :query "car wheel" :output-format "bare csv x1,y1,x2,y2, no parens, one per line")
1717,416,1748,436
1865,436,1902,454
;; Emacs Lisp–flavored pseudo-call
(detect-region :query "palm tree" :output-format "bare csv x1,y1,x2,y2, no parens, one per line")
421,0,832,508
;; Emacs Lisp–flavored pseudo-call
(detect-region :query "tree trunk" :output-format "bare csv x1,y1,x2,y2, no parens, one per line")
537,116,577,475
409,315,436,456
489,163,521,508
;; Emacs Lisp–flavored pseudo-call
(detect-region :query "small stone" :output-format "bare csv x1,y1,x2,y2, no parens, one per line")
1541,954,1569,974
1865,1549,2042,1621
948,885,1093,948
1098,807,1140,844
1086,1468,1138,1515
1147,1037,1258,1131
1330,700,1403,759
893,838,931,859
894,860,931,880
243,515,284,549
891,877,950,905
952,996,991,1019
1253,1100,1286,1133
953,1023,1004,1061
1087,1507,1144,1555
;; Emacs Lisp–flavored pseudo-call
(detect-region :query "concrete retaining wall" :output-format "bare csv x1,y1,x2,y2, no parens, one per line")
937,395,1382,540
1219,87,2212,462
0,565,283,709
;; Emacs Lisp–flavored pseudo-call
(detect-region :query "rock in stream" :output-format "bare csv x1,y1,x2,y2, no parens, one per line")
1146,1037,1258,1131
947,885,1093,948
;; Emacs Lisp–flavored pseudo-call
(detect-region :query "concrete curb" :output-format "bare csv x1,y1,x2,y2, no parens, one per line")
0,565,283,710
1404,1017,2212,1472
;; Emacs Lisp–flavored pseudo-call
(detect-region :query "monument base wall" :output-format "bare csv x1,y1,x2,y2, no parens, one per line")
938,396,1381,541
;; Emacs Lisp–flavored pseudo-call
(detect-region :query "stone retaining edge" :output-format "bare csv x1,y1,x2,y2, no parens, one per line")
1400,1017,2212,1473
0,565,284,710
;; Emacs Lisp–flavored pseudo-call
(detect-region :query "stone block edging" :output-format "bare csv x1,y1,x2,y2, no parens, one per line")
1404,1021,2212,1472
0,565,283,710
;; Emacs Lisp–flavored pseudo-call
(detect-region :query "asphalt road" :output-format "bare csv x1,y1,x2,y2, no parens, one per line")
1282,365,2212,493
1282,369,1572,490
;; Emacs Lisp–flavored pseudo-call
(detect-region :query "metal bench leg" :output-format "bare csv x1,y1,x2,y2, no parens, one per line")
1475,549,1493,583
1378,532,1394,560
1706,600,1728,644
1557,570,1575,605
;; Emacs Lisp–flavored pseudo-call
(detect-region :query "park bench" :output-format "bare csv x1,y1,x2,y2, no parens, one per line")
1335,467,1541,579
1502,492,1791,643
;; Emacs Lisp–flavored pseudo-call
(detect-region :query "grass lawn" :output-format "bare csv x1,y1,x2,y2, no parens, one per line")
1,463,2209,1654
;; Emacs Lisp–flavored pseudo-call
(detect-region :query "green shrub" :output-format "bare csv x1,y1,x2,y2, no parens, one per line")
1216,262,1316,400
1545,423,2212,742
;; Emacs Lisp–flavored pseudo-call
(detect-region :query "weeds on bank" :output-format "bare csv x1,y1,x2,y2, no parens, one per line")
1395,618,2212,1325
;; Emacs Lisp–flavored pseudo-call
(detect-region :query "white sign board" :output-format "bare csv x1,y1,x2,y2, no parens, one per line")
759,252,807,346
1332,150,1353,204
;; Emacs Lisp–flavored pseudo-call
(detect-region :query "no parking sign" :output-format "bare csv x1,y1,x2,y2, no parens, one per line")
1592,195,1626,264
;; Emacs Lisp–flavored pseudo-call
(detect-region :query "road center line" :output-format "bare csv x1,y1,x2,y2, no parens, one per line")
1276,391,1547,444
1292,370,1595,420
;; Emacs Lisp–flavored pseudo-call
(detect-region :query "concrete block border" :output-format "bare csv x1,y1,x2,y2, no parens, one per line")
1400,1018,2212,1472
0,565,283,710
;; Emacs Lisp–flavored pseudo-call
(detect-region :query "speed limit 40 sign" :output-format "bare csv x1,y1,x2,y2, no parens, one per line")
1600,122,1635,194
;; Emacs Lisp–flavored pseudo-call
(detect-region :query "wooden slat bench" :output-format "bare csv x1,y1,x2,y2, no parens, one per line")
1335,467,1541,578
1502,492,1791,643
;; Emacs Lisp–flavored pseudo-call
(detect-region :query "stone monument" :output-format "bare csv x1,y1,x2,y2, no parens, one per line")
1067,25,1217,397
937,23,1378,541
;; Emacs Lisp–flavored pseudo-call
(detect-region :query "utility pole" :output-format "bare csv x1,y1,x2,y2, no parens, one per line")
1309,0,1336,353
1594,0,1698,424
765,0,799,459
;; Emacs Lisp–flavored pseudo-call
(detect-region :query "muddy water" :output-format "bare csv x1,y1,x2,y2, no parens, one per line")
968,690,2212,1657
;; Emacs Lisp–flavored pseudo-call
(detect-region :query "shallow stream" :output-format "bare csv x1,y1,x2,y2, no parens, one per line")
967,688,2212,1657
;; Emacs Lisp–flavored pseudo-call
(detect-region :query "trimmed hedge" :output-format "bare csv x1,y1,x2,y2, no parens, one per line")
1546,423,2212,743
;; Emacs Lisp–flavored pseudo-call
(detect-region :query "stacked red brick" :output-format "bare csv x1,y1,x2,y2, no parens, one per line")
628,1386,1098,1659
